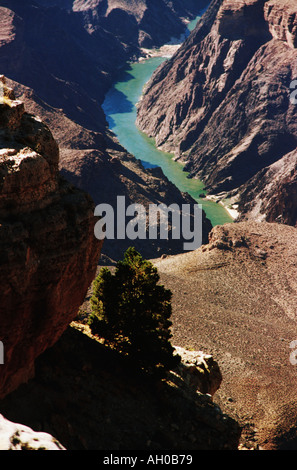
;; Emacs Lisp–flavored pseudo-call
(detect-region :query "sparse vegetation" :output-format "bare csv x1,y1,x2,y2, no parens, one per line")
88,247,180,377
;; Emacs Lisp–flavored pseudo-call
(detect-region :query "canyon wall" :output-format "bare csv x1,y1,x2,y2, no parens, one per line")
136,0,297,225
0,1,213,263
0,77,102,399
0,0,208,133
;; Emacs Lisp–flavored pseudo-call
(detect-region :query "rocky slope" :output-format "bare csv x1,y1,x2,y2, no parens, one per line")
136,0,297,225
237,147,297,225
35,0,209,49
153,221,297,449
0,77,102,399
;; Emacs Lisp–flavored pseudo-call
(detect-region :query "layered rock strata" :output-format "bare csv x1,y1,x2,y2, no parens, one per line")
0,77,101,399
136,0,297,225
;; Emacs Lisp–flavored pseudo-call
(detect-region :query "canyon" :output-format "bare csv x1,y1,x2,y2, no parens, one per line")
137,0,297,226
0,0,297,452
0,0,241,451
0,0,213,263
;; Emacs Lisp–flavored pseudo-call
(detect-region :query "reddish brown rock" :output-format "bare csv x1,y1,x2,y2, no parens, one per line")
136,0,297,225
237,148,297,225
0,78,102,399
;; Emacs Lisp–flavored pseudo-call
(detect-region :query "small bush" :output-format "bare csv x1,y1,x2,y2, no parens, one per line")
88,247,180,377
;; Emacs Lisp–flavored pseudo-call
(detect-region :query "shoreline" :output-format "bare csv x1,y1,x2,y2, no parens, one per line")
139,43,182,60
105,13,236,227
205,194,239,221
138,15,195,61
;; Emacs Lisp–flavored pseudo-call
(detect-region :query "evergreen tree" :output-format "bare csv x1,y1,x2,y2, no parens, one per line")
88,247,180,377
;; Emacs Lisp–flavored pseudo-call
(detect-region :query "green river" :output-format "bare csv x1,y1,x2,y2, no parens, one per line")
102,16,233,227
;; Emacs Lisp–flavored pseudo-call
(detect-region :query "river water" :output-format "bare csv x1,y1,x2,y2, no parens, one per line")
102,16,233,227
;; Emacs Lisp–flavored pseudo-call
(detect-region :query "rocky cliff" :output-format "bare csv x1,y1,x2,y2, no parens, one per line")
6,77,212,264
0,1,213,263
136,0,297,225
0,0,208,133
35,0,209,49
0,77,102,399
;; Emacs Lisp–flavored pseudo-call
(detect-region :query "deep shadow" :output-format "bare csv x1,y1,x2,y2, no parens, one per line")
0,325,241,450
103,87,134,123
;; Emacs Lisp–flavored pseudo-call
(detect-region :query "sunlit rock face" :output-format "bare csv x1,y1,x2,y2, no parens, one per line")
136,0,297,225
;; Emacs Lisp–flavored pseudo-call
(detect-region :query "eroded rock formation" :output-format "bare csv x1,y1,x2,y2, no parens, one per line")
0,77,102,399
5,77,213,265
136,0,297,225
35,0,209,49
0,0,208,133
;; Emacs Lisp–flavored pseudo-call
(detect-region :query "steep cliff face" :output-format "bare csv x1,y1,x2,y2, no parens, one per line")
136,0,297,225
237,148,297,225
0,78,102,399
0,1,213,261
35,0,209,49
0,0,208,133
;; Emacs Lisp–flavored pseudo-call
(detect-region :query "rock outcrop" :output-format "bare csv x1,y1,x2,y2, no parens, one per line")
136,0,297,226
173,346,222,397
264,0,297,47
154,221,297,449
0,77,102,399
0,414,65,450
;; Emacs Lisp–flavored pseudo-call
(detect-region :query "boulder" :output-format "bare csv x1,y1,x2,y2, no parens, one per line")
0,414,65,450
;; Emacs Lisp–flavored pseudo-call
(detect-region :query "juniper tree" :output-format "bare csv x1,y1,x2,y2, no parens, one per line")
88,247,179,377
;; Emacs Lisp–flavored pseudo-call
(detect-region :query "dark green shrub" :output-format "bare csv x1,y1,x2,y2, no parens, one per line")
88,247,180,377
